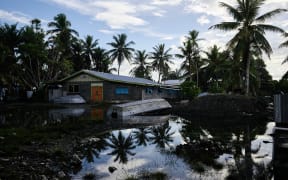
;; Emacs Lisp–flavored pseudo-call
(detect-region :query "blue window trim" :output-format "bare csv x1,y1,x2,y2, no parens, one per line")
115,87,129,95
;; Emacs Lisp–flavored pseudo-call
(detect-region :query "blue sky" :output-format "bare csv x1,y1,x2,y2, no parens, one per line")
0,0,288,80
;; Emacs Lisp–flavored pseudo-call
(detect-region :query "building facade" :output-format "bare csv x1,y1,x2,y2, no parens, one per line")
49,70,179,103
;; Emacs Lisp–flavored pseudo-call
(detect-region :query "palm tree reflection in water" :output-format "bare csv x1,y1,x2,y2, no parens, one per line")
132,128,150,146
149,121,175,149
78,137,108,163
107,131,136,164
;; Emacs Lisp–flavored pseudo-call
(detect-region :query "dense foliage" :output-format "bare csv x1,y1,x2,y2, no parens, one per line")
0,0,287,97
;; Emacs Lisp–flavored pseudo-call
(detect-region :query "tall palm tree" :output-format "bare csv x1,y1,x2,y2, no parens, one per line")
177,30,203,85
130,50,152,79
150,44,173,83
107,33,135,75
280,33,288,64
71,38,84,71
202,45,228,86
81,35,98,69
47,13,79,58
210,0,286,95
176,40,194,82
92,47,114,73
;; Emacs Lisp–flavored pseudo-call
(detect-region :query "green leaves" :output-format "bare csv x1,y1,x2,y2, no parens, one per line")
107,33,135,75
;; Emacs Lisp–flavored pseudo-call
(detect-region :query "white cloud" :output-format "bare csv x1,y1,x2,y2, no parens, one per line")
151,0,182,6
152,10,166,17
0,9,31,24
197,15,210,25
98,29,115,34
129,26,176,41
93,1,147,29
184,0,233,21
48,0,148,29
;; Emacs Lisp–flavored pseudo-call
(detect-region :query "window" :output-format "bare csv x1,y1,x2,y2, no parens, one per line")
145,88,153,94
68,84,79,93
115,87,129,95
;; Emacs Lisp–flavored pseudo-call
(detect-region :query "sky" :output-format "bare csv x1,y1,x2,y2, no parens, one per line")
0,0,288,81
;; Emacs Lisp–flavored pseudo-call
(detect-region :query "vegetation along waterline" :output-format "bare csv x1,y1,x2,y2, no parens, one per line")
0,104,274,179
0,0,288,179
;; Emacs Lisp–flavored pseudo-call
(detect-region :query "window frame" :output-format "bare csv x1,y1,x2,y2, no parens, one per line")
115,87,129,95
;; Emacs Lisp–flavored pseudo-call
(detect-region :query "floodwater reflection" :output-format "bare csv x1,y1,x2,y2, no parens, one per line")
0,105,281,179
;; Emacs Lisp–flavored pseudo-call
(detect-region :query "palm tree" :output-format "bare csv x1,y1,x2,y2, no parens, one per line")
130,50,152,79
176,40,194,82
107,33,135,75
81,35,98,69
177,30,203,85
150,44,173,83
280,33,288,64
92,47,116,73
187,30,203,86
202,45,228,87
162,68,182,81
47,13,79,58
71,38,84,71
210,0,286,95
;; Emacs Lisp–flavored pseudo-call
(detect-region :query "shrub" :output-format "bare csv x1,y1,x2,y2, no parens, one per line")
208,82,224,93
180,81,201,99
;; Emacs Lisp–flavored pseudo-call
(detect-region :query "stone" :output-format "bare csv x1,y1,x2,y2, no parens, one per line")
40,175,48,180
108,166,117,173
58,171,66,178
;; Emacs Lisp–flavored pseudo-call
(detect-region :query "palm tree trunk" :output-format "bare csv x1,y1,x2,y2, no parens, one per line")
118,64,120,75
245,58,250,95
196,66,199,87
244,44,251,96
189,58,192,82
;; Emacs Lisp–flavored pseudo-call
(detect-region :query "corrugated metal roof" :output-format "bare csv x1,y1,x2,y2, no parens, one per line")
62,70,159,86
162,79,184,86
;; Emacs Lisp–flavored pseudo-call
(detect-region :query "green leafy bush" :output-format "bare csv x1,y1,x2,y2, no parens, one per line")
180,81,201,99
208,82,224,93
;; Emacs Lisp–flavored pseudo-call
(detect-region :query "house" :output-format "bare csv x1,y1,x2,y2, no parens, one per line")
49,70,179,103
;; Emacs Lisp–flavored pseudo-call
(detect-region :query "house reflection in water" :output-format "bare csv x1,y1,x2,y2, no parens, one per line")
273,128,288,179
90,108,104,121
48,107,105,123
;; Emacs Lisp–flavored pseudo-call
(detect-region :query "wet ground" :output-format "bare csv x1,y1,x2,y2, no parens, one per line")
0,103,285,179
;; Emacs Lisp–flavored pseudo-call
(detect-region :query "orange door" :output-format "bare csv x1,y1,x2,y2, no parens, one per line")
91,86,103,102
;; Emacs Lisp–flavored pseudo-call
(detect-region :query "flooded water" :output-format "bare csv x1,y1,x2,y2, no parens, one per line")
0,104,278,179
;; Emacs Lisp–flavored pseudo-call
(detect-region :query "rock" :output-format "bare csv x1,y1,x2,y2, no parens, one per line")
58,171,66,178
108,166,117,173
0,136,5,140
0,158,10,162
40,175,48,180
